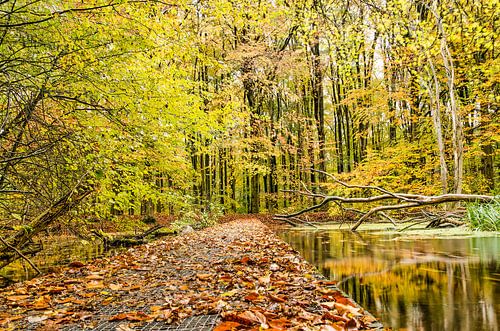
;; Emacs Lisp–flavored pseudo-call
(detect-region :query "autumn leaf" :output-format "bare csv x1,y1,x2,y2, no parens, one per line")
86,281,104,289
6,295,29,302
213,321,242,331
334,302,363,317
109,283,122,291
268,317,291,330
85,274,104,280
197,273,212,281
109,311,150,322
268,293,286,303
243,291,262,302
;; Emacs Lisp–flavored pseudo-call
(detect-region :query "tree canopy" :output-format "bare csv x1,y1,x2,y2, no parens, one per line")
0,0,497,229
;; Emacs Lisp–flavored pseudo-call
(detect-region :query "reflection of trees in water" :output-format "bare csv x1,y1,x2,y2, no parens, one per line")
282,230,499,331
337,259,497,330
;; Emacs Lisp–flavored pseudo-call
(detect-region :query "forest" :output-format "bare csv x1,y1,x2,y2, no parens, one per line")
0,0,498,259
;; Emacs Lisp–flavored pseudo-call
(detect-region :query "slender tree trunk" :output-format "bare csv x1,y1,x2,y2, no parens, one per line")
427,58,448,194
310,29,326,181
431,0,463,194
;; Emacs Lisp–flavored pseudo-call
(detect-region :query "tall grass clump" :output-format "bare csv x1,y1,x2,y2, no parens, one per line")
466,199,500,231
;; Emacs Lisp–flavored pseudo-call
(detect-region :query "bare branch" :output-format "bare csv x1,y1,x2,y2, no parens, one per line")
0,235,41,275
277,170,495,231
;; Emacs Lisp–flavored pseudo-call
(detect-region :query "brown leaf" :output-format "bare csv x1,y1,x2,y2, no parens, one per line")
320,324,344,331
334,302,362,316
322,311,349,323
32,295,51,309
109,312,150,322
197,273,212,281
213,321,241,331
109,283,122,291
244,292,261,302
109,313,129,321
48,286,66,294
6,295,29,302
68,261,85,268
85,274,104,280
258,275,270,285
254,310,268,328
86,281,104,289
268,293,286,303
237,311,260,325
268,317,291,330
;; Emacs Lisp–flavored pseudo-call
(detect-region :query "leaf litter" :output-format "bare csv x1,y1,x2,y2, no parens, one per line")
0,219,381,330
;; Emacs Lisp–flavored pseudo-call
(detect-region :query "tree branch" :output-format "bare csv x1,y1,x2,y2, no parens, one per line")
276,170,495,231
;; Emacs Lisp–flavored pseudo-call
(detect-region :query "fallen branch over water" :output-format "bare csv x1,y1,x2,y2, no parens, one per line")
275,169,495,231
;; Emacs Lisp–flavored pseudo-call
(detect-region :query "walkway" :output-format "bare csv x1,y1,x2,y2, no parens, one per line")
0,219,382,330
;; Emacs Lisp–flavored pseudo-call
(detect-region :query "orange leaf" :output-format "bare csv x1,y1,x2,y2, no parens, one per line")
268,317,291,330
109,313,129,321
197,273,212,281
85,274,104,280
6,295,29,302
244,292,261,302
213,321,241,331
268,293,286,303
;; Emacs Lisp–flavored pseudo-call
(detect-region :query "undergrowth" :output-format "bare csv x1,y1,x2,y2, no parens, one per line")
466,199,500,231
172,202,224,232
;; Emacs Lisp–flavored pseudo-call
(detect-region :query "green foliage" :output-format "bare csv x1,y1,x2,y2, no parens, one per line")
172,202,224,232
338,141,443,196
0,0,497,235
466,200,500,231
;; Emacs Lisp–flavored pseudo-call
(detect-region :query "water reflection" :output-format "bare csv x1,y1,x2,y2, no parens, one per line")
0,237,109,287
282,229,500,331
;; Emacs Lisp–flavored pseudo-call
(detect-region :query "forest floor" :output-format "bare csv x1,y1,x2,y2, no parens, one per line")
0,219,382,331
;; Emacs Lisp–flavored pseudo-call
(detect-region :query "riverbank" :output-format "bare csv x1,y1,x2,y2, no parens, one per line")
0,219,381,330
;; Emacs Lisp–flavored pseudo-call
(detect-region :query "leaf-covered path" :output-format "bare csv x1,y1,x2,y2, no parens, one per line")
0,219,381,330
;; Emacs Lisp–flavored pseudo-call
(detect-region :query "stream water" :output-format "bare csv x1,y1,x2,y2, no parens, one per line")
0,237,110,287
281,226,500,331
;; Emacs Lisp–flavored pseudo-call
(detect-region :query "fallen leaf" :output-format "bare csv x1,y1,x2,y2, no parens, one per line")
270,263,280,271
334,302,362,316
68,261,85,268
48,286,66,294
268,293,286,302
268,317,291,330
86,281,104,289
6,295,30,302
27,315,48,323
109,283,122,291
109,312,150,322
258,275,270,285
244,292,261,302
213,321,241,331
197,273,212,280
85,274,104,280
115,324,135,331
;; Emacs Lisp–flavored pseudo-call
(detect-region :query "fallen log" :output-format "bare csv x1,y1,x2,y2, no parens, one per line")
276,169,495,231
0,186,92,270
91,224,166,248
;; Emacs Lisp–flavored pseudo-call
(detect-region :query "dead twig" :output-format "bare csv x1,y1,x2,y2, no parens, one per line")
277,169,494,231
0,236,41,275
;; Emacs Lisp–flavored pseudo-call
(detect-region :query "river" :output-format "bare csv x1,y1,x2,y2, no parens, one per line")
281,226,500,331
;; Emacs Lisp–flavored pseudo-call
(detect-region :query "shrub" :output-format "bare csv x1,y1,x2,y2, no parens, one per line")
466,199,500,231
171,202,224,232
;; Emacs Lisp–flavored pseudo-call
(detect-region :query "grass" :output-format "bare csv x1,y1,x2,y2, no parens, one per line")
466,199,500,231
